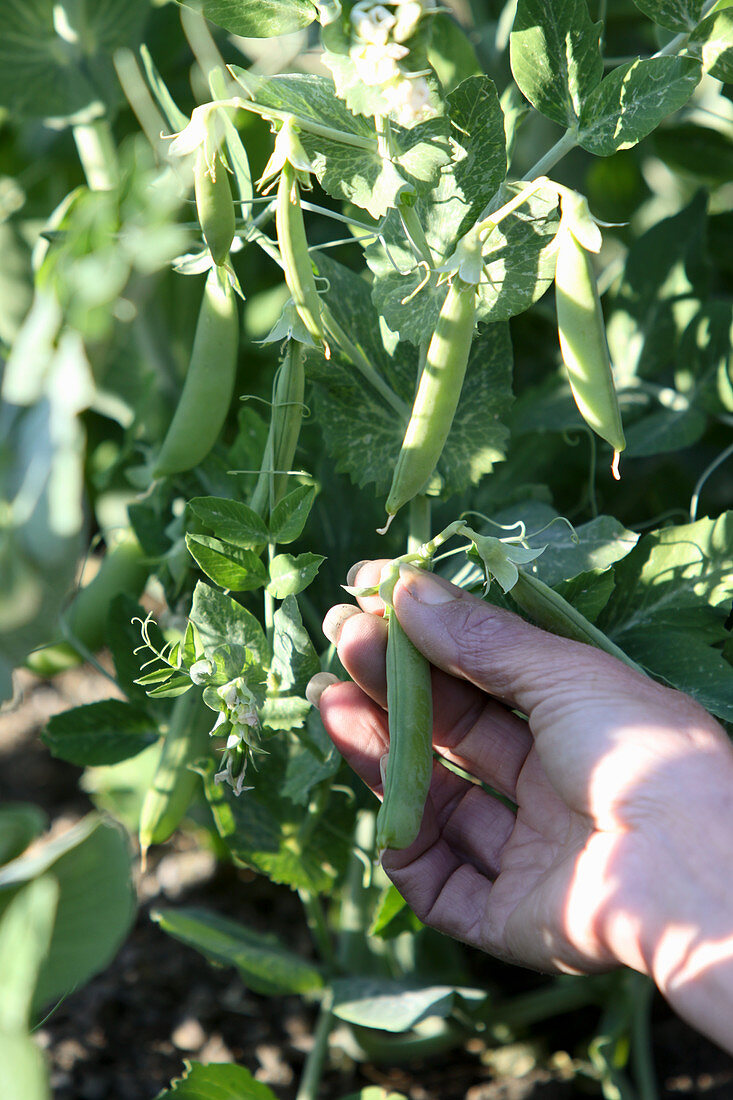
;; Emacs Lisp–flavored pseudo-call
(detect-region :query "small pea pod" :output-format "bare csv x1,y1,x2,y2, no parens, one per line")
383,275,477,527
276,160,324,344
376,568,434,851
26,529,149,675
153,266,239,478
251,340,306,516
194,147,235,266
139,690,211,869
555,224,625,476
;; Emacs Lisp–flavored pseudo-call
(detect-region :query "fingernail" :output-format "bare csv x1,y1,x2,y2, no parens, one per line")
306,672,340,708
322,604,360,646
346,559,369,587
398,563,459,605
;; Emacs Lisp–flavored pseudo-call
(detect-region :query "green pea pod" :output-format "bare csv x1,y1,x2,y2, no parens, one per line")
376,571,434,852
251,340,306,516
153,267,239,478
26,529,149,675
383,276,477,526
555,226,625,475
509,568,644,675
194,148,235,266
139,690,211,868
276,160,324,343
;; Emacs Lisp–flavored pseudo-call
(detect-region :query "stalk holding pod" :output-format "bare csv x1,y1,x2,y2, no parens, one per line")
153,265,239,478
376,565,434,852
554,194,625,478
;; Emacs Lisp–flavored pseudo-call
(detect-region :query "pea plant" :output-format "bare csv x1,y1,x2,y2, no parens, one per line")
1,0,732,1097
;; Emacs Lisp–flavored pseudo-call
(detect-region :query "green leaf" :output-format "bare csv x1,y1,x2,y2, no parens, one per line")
578,56,702,156
555,569,617,623
0,877,58,1032
267,553,325,598
0,807,47,867
202,750,349,893
623,405,707,456
186,535,268,592
599,514,733,721
491,503,639,586
230,69,447,217
688,9,733,81
269,484,317,545
42,700,159,767
365,77,507,344
0,0,149,121
331,978,486,1032
176,0,316,37
271,596,321,695
477,186,560,322
189,582,269,666
187,498,269,551
258,695,311,731
631,0,706,31
151,907,324,995
0,816,135,1011
281,710,341,804
368,883,422,939
510,0,604,128
156,1059,279,1099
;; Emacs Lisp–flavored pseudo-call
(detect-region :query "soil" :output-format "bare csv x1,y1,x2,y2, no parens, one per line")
2,665,733,1100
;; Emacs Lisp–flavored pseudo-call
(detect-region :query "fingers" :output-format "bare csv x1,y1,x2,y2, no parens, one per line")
324,588,531,801
317,677,517,877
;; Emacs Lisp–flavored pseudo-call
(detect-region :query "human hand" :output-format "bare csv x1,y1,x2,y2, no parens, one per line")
308,561,733,1049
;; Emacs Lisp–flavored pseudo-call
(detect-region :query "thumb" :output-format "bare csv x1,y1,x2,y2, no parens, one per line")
392,565,663,722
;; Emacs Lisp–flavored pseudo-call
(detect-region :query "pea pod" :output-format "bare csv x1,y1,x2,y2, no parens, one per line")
194,147,235,266
383,275,477,527
555,224,625,475
26,529,149,675
276,160,324,344
251,340,306,516
153,266,239,478
376,569,434,851
139,690,211,869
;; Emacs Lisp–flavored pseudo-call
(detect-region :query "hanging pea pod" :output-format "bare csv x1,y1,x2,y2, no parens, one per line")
376,565,434,852
153,266,239,478
139,690,211,869
554,195,625,478
251,341,306,517
382,272,478,529
194,147,235,267
276,160,324,344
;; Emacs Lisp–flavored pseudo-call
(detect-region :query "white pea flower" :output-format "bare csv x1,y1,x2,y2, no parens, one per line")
383,75,433,125
352,3,397,45
351,40,409,86
392,0,424,42
190,658,216,685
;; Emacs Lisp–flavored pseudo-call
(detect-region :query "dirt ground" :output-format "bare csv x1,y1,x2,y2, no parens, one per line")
2,664,733,1100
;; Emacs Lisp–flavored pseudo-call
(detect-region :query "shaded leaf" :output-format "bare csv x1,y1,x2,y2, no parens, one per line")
42,700,159,767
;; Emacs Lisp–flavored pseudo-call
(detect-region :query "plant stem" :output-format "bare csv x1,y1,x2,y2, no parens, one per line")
264,544,276,647
299,890,338,971
408,495,431,554
72,118,119,191
630,975,658,1100
522,128,578,181
337,810,376,973
322,307,409,417
296,989,334,1100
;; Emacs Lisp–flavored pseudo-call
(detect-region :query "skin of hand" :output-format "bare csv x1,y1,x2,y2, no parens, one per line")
307,560,733,1055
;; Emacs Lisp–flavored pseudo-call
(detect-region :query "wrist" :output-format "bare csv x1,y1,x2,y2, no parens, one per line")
610,738,733,1053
